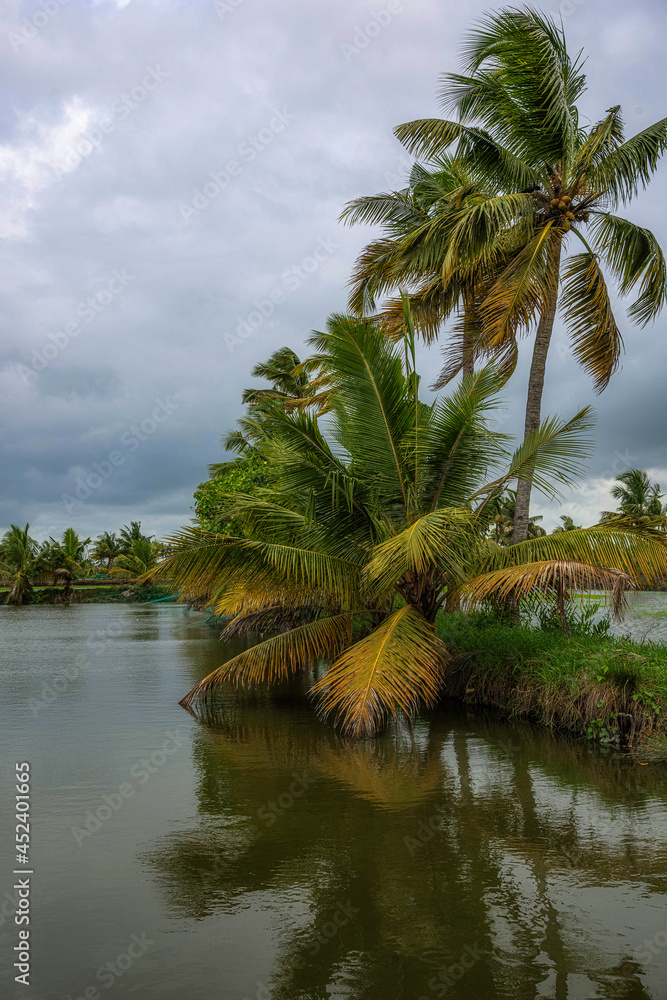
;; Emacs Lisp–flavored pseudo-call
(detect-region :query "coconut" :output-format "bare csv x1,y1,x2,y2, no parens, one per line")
566,211,575,221
550,198,560,209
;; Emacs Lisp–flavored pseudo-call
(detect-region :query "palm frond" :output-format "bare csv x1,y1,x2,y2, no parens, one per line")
180,614,353,706
589,213,667,326
462,560,632,618
480,223,558,347
476,407,595,506
311,605,449,735
364,509,477,597
560,250,623,392
484,527,667,587
587,117,667,204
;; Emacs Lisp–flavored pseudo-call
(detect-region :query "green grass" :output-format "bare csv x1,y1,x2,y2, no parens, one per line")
436,612,667,747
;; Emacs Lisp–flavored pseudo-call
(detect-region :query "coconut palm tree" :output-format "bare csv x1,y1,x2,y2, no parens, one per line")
371,6,667,542
490,489,546,545
601,469,667,529
209,348,330,479
119,522,153,553
553,514,582,533
0,523,39,604
151,315,667,735
113,538,160,579
341,156,522,382
93,531,123,572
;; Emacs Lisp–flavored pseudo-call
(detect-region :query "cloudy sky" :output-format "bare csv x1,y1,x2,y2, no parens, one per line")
1,0,667,542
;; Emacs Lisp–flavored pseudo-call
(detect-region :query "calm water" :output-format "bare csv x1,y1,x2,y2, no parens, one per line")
1,604,667,1000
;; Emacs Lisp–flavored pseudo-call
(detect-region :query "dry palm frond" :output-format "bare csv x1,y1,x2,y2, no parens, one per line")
179,614,353,708
461,560,633,619
312,605,449,735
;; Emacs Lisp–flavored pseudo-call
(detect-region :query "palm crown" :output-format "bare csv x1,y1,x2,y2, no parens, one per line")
346,6,667,543
154,315,667,735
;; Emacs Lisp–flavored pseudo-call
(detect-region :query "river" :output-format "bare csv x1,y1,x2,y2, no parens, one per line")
1,603,667,999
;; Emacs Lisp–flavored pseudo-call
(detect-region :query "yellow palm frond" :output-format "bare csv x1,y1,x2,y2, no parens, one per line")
461,560,633,618
311,605,449,735
485,527,667,588
179,614,353,708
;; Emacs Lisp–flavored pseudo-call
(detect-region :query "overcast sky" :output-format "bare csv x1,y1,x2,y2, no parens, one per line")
1,0,667,542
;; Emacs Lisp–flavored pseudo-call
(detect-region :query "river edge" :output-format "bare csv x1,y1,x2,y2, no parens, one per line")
437,612,667,754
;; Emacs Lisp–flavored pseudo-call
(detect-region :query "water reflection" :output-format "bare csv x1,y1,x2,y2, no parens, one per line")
144,688,667,999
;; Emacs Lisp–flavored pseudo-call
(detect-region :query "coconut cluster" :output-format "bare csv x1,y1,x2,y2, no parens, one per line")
550,194,576,230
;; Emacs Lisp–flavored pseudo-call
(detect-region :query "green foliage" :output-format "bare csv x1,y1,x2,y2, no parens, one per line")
156,314,667,735
193,454,273,532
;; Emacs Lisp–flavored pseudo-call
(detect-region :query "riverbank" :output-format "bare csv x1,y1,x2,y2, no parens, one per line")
0,582,174,604
438,612,667,750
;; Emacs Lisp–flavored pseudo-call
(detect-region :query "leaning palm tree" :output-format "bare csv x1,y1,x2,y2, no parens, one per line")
151,316,667,736
378,6,667,542
0,523,39,604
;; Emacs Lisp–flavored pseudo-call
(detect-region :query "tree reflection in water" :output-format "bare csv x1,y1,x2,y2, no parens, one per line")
142,684,666,999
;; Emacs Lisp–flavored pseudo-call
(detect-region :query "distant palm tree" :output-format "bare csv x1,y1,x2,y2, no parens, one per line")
93,531,123,571
113,538,160,579
553,514,582,533
209,347,329,478
119,522,153,553
490,490,546,545
601,469,667,529
242,346,330,415
0,524,39,604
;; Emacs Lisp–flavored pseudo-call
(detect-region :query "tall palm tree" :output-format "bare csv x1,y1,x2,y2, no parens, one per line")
342,156,521,382
151,315,667,735
601,469,667,529
375,6,667,541
0,523,39,604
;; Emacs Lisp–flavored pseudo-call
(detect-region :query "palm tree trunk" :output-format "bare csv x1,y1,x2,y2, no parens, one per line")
461,292,475,379
513,241,562,544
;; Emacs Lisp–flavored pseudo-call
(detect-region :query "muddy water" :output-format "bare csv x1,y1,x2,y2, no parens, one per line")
1,603,667,999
